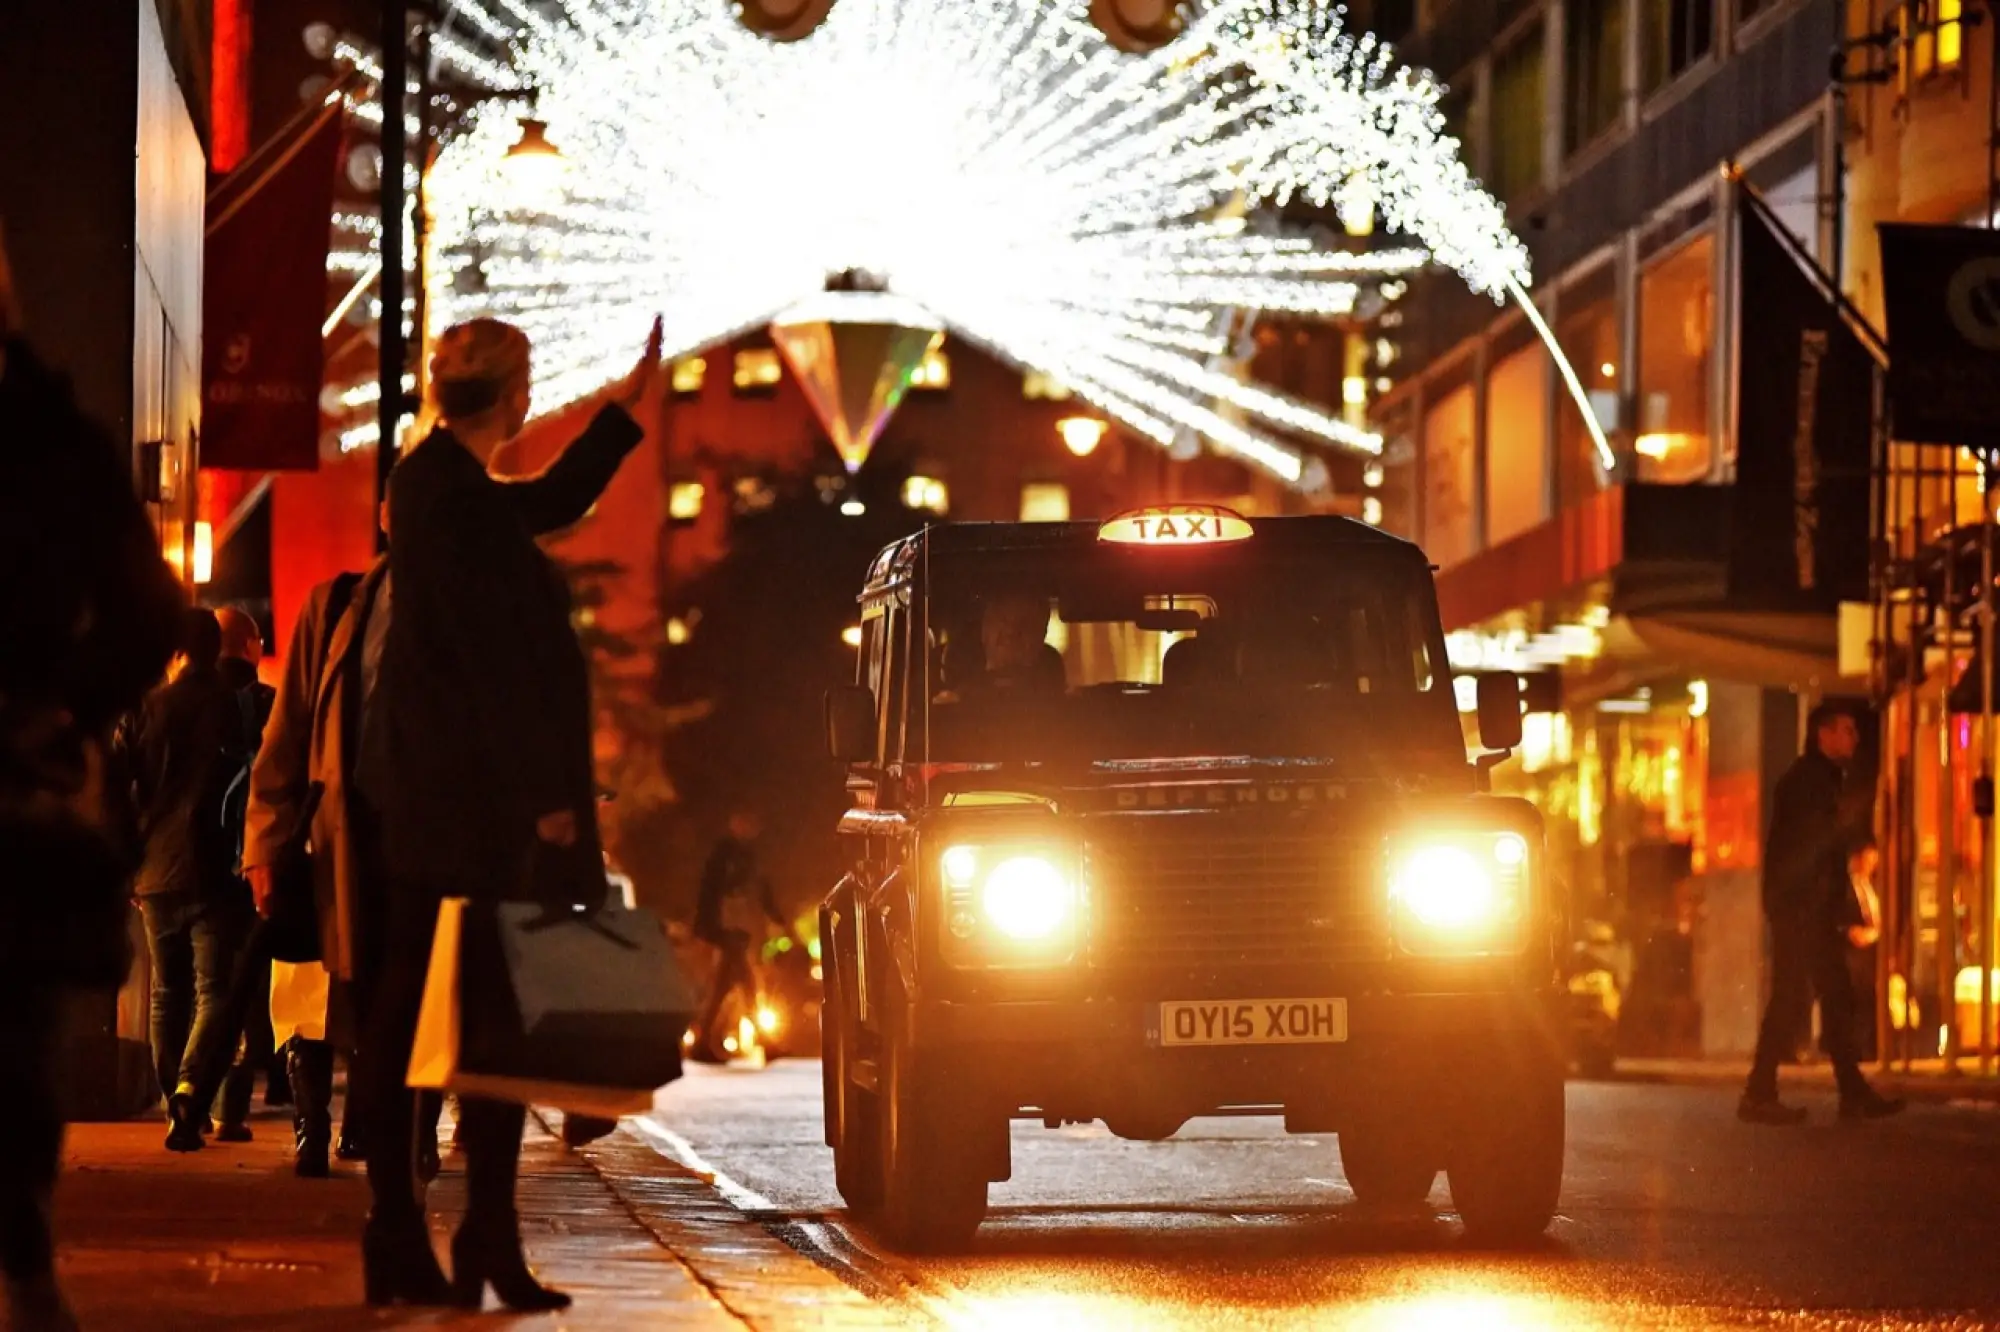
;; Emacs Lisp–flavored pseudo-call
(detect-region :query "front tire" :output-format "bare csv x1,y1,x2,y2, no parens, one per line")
874,983,987,1252
1446,1054,1566,1245
824,952,882,1213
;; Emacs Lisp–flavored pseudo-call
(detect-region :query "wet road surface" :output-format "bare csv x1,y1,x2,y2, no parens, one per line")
645,1060,2000,1329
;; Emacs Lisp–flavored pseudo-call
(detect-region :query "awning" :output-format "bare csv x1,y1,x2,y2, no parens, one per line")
1624,610,1849,689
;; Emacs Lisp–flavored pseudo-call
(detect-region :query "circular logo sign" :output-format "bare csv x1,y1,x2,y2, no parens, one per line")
1946,256,2000,352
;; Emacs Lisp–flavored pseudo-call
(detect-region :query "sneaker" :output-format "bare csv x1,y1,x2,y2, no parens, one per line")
1839,1093,1907,1121
213,1122,253,1143
165,1095,206,1153
1737,1095,1809,1126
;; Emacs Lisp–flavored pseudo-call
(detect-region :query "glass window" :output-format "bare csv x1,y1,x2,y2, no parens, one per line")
1022,370,1073,401
1422,378,1478,568
732,348,782,392
670,357,706,396
1555,273,1618,508
1642,0,1712,92
1020,483,1070,522
1565,0,1626,154
1484,338,1549,543
1635,232,1715,482
911,347,951,391
1491,29,1545,200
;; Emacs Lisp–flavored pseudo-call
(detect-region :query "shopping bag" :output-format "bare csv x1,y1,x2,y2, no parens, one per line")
408,897,694,1120
270,959,330,1044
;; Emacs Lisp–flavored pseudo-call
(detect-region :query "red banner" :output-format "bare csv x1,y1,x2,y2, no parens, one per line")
200,108,341,470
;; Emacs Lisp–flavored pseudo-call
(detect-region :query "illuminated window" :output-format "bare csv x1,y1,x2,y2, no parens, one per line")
732,349,782,392
671,357,706,396
1022,370,1073,401
1555,271,1618,507
1421,378,1476,568
911,347,951,391
1020,483,1071,523
1490,27,1544,199
1484,337,1549,544
902,475,949,513
1909,0,1965,81
1635,231,1715,482
668,482,705,520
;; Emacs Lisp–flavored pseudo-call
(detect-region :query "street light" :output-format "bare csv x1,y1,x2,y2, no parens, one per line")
1057,416,1109,458
503,117,567,191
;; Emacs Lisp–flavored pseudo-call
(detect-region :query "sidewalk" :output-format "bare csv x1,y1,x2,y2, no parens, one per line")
1611,1056,2000,1104
52,1103,893,1331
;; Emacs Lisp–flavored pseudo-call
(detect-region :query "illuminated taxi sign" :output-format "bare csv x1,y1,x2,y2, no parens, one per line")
1097,505,1252,546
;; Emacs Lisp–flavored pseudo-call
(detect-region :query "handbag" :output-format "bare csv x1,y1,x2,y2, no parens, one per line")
408,897,695,1119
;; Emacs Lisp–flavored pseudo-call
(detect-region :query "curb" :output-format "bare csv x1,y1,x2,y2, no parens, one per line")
1596,1061,2000,1105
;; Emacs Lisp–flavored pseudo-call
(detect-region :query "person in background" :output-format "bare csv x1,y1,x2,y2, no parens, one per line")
351,314,659,1311
122,608,255,1152
211,606,287,1137
1739,705,1903,1125
0,230,185,1329
691,809,798,1063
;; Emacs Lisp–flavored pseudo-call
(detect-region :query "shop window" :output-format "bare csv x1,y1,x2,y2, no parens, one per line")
1554,273,1619,508
1484,336,1549,544
732,348,782,393
668,481,705,521
1635,231,1715,483
1491,28,1545,200
903,474,949,513
1642,0,1712,93
1422,378,1477,568
1564,0,1626,154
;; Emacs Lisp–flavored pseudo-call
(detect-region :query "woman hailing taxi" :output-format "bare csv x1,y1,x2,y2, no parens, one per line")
349,314,660,1310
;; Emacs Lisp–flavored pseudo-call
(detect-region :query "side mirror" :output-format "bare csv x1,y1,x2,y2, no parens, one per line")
825,685,877,764
1475,672,1524,752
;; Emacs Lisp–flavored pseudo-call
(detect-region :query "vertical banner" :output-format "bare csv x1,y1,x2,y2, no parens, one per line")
1878,223,2000,456
1727,188,1875,613
200,108,341,471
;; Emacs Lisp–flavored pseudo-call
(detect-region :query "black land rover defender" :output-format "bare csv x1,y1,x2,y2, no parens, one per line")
818,507,1562,1251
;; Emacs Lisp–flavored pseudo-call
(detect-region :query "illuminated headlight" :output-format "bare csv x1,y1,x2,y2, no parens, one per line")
939,844,1078,961
1387,832,1531,955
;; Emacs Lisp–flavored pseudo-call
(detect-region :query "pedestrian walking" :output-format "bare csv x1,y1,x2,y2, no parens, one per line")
691,809,798,1063
349,314,660,1310
242,567,380,1175
211,606,287,1137
121,608,258,1151
1740,705,1905,1125
0,234,184,1330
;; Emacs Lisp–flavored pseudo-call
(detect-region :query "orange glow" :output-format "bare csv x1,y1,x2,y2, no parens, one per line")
1056,416,1109,457
1098,505,1252,546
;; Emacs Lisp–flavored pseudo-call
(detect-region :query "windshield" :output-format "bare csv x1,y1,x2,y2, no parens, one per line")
915,544,1462,771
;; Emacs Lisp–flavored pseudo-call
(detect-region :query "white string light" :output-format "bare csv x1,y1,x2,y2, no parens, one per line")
339,1,1527,485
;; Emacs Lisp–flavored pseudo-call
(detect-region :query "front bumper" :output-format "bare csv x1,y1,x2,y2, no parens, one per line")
903,985,1563,1130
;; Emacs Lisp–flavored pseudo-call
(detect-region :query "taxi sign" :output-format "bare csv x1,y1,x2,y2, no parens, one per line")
1097,504,1252,546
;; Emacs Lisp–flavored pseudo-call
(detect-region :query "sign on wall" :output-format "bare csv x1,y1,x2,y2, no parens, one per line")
1879,223,2000,456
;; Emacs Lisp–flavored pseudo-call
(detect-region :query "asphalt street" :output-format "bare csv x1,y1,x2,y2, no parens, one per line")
644,1060,2000,1330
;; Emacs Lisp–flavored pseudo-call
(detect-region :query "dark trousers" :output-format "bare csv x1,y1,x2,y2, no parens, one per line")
0,986,62,1286
1748,917,1869,1102
217,946,278,1127
695,930,754,1053
351,893,523,1230
140,893,251,1106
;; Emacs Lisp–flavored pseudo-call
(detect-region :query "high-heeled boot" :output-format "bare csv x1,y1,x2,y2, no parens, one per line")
286,1038,334,1178
361,1211,453,1308
449,1216,570,1312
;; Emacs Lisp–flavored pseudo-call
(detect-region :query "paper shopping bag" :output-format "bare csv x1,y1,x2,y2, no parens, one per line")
406,898,467,1092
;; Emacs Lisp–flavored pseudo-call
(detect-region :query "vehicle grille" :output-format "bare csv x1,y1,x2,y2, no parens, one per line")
1084,817,1388,970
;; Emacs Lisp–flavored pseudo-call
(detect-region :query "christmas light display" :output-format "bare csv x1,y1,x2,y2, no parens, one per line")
337,0,1552,484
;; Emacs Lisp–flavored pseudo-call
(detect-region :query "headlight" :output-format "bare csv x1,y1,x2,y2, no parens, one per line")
1388,831,1532,955
938,843,1078,963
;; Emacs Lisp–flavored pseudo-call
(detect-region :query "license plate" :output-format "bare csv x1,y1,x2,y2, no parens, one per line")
1155,997,1348,1047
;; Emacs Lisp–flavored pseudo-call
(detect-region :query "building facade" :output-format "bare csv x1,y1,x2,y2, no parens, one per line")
1363,0,1858,1057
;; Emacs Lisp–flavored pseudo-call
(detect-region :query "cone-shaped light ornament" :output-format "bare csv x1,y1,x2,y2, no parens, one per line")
769,291,944,473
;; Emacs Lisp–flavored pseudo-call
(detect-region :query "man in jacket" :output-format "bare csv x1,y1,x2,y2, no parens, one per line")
1,261,184,1330
213,606,286,1132
349,314,658,1307
123,608,256,1151
1740,704,1904,1124
691,810,796,1062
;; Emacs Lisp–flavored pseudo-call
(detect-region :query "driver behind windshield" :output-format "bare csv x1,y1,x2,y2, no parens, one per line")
940,593,1065,700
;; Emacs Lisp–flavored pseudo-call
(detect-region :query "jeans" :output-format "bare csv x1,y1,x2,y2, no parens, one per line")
141,892,251,1108
217,937,279,1128
0,985,62,1286
1748,917,1870,1103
